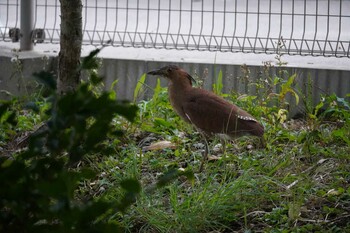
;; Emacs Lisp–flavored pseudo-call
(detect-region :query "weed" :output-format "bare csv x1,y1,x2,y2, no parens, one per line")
213,70,226,97
1,51,349,232
0,49,194,232
134,73,147,103
112,61,349,232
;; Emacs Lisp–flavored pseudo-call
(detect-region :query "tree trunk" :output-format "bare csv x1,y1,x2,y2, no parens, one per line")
57,0,82,94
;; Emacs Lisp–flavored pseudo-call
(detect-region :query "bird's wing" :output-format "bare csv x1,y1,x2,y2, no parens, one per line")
181,91,262,137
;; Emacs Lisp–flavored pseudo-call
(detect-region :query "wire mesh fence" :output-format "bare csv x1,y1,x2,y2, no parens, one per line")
1,0,349,57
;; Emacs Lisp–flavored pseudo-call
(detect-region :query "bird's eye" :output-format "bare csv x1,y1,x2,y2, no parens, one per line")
167,68,172,73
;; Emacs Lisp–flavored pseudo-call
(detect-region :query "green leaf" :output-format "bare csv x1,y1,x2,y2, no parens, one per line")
156,168,194,188
81,48,101,70
85,120,110,149
109,79,119,100
280,73,299,105
314,101,324,116
118,179,141,212
33,71,57,90
213,70,223,96
6,112,17,125
80,168,97,180
154,117,174,128
1,158,13,168
90,71,103,85
120,178,141,193
332,129,350,144
134,73,147,103
156,169,179,188
113,101,138,122
0,102,10,118
336,96,350,109
152,78,162,103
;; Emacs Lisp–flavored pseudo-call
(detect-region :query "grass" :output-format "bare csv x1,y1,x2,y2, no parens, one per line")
102,130,349,233
1,66,349,232
91,81,349,232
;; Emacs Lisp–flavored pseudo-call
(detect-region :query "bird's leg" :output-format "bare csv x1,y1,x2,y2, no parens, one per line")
186,114,210,172
199,133,210,172
220,137,227,158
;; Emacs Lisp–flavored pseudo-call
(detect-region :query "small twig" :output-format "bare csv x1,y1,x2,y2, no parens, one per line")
298,218,330,223
243,210,268,218
329,214,350,224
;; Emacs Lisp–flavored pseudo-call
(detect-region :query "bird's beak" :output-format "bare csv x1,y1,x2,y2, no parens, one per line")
147,68,163,76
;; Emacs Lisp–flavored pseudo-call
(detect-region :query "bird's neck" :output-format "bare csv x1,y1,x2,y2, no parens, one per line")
168,80,192,106
168,80,192,94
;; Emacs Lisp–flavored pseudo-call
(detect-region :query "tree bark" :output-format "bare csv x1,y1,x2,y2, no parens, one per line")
57,0,82,95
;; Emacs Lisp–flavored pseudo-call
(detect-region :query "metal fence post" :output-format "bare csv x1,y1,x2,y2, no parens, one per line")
20,0,34,50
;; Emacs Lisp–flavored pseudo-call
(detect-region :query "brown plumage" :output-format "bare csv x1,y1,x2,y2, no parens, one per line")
147,65,264,169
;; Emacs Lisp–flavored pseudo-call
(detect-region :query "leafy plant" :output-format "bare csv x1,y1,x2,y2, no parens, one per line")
0,49,139,232
2,48,350,232
0,49,197,232
133,73,147,103
213,70,226,97
279,73,299,106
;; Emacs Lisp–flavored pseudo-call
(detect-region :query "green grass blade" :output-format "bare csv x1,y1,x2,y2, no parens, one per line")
134,73,147,103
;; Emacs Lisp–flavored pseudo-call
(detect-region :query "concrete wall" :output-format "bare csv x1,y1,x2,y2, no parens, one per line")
1,45,349,117
100,59,350,116
101,59,350,100
0,55,57,99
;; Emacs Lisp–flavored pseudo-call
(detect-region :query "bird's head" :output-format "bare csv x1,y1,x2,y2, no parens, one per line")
147,65,196,86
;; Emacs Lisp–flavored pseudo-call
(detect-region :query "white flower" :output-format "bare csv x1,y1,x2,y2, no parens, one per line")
11,57,18,63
